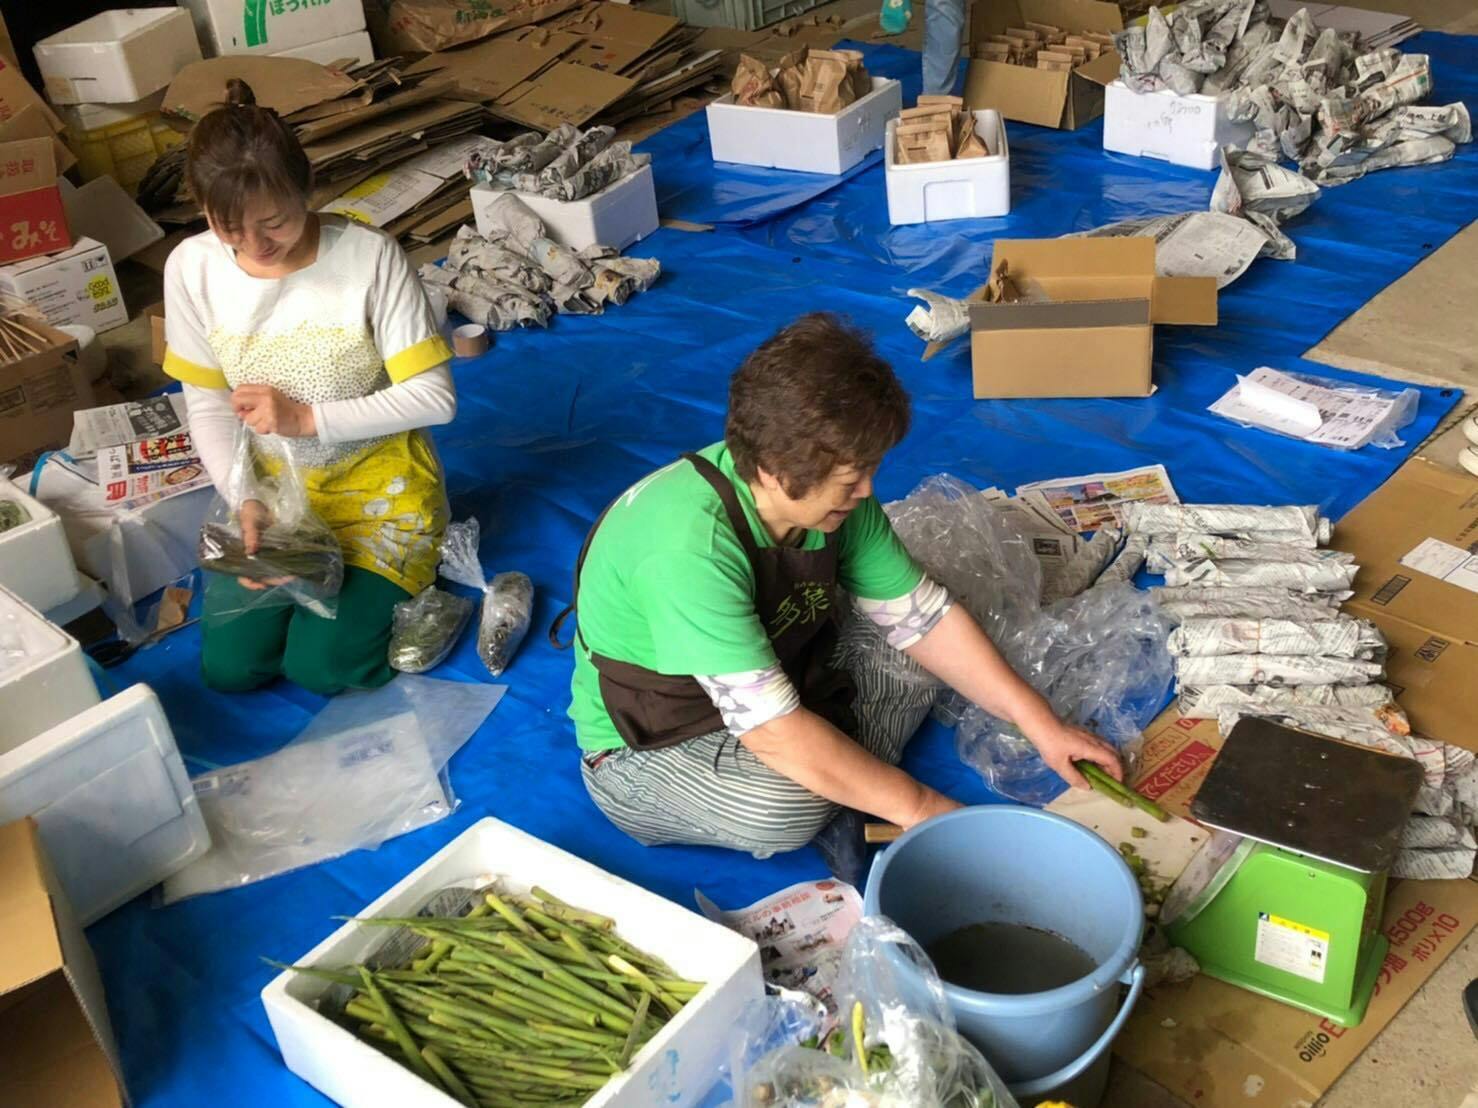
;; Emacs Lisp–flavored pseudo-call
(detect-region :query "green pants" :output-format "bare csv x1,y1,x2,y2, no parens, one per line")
201,567,410,696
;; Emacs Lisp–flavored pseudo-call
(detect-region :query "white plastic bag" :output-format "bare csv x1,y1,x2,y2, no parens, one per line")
438,518,533,677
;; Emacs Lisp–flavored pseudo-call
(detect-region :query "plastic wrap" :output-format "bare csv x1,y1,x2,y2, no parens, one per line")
1208,367,1420,450
1177,681,1398,719
1124,502,1327,542
438,518,534,677
1174,653,1383,687
1151,585,1350,622
160,676,504,903
387,586,475,674
1161,557,1358,592
1167,616,1385,659
197,433,344,621
956,584,1176,806
730,917,1019,1108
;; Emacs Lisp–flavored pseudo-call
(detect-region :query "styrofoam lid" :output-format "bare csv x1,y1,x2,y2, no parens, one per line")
0,587,74,682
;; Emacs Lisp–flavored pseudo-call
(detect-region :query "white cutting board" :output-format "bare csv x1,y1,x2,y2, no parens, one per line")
1047,788,1208,890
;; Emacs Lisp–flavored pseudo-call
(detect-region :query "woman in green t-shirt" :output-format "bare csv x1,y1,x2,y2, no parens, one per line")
563,314,1121,857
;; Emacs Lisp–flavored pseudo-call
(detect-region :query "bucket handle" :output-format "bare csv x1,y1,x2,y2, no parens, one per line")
1008,962,1147,1102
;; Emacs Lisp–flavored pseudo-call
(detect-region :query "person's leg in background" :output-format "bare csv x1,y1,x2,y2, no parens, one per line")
923,0,967,94
200,576,295,692
280,567,410,696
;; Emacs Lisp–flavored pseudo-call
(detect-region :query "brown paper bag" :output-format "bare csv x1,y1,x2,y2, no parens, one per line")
1025,20,1067,44
798,50,853,114
975,41,1012,62
732,54,785,108
776,47,809,111
896,120,953,164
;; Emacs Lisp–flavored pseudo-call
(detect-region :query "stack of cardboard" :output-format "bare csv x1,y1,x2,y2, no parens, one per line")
975,22,1115,70
894,95,990,165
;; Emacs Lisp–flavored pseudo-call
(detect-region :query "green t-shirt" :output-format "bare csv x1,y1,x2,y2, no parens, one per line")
568,443,924,752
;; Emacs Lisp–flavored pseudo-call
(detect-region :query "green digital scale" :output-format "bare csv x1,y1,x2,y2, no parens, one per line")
1163,718,1423,1027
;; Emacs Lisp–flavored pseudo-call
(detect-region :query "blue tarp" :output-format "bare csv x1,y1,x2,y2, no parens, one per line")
90,32,1476,1108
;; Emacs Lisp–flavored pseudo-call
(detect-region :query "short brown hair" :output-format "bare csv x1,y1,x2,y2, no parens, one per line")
726,313,910,497
186,78,312,227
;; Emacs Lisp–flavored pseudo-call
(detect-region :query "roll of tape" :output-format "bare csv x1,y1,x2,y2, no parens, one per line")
453,323,489,358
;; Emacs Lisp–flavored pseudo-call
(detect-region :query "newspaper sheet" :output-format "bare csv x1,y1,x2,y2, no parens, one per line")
1069,211,1274,286
695,880,862,1011
1016,464,1179,532
97,434,212,509
68,394,189,458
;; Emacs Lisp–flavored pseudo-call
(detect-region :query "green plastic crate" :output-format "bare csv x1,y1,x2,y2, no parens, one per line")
672,0,828,31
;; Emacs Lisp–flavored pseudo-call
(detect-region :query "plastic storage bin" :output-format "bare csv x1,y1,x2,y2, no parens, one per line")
708,77,903,175
0,476,81,612
0,684,209,925
263,816,763,1108
473,163,659,252
1102,79,1255,171
34,8,203,106
57,93,186,196
884,109,1011,225
0,584,100,756
672,0,826,30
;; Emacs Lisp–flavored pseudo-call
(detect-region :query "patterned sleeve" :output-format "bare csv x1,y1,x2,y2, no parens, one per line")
694,665,801,737
853,574,953,649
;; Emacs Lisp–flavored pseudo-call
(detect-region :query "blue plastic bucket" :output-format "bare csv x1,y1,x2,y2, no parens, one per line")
864,806,1146,1107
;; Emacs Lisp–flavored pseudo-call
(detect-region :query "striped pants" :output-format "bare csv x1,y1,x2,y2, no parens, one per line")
579,618,939,858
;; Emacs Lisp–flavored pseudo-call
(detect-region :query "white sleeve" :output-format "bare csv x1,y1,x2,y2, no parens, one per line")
694,665,802,737
853,575,953,650
182,383,240,492
312,364,457,444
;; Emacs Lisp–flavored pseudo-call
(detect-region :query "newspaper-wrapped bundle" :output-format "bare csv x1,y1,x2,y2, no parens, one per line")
1162,557,1358,592
1168,616,1385,659
1147,539,1352,574
1394,815,1476,880
1124,502,1328,543
1178,681,1400,720
1094,533,1148,590
1175,654,1384,687
1151,585,1350,622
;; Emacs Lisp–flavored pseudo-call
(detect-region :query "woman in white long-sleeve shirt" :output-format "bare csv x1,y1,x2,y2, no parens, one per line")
163,78,457,695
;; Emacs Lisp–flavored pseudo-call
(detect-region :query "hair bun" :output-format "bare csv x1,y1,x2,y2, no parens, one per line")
224,77,258,107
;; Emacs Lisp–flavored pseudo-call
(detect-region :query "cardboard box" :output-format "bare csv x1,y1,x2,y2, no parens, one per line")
1118,708,1478,1106
0,138,71,265
33,9,202,106
1103,79,1256,171
0,319,90,470
0,56,63,133
707,77,904,176
0,818,129,1108
963,0,1123,130
0,237,128,333
0,104,76,177
145,303,166,365
181,0,367,57
965,237,1217,398
1334,458,1478,752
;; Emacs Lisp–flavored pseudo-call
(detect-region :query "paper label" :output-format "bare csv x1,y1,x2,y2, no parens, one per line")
1399,537,1478,596
1255,911,1330,983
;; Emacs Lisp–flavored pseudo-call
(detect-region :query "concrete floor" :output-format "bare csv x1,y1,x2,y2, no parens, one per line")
98,2,1478,1103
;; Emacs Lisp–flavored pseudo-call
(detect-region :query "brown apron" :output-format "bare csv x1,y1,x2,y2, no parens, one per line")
550,453,856,751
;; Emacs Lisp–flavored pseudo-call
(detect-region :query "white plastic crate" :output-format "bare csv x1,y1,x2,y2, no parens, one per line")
473,163,659,253
884,109,1011,225
0,584,99,756
708,77,903,175
262,816,763,1108
34,8,203,106
0,476,81,612
0,684,209,925
1102,79,1255,171
271,30,376,67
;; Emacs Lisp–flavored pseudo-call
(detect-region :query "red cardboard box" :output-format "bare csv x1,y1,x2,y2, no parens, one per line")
0,138,71,264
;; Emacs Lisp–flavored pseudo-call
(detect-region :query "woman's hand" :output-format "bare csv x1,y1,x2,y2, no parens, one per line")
1027,720,1123,790
236,499,292,591
232,384,316,437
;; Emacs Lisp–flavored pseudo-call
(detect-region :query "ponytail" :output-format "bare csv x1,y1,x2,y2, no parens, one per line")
187,79,313,226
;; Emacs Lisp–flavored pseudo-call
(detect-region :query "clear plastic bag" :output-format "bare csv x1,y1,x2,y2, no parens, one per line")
197,432,344,621
387,586,475,674
730,917,1019,1108
160,675,504,903
438,518,533,677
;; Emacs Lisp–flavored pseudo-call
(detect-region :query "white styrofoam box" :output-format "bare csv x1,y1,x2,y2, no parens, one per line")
0,684,209,925
33,8,203,106
1103,79,1256,171
0,237,129,333
262,817,763,1108
884,109,1011,225
45,574,106,628
0,584,100,756
0,477,81,612
708,77,904,175
271,29,376,67
181,0,366,57
31,453,212,607
473,163,660,253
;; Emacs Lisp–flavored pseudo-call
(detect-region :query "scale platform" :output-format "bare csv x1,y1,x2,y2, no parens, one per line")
1165,718,1423,1027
